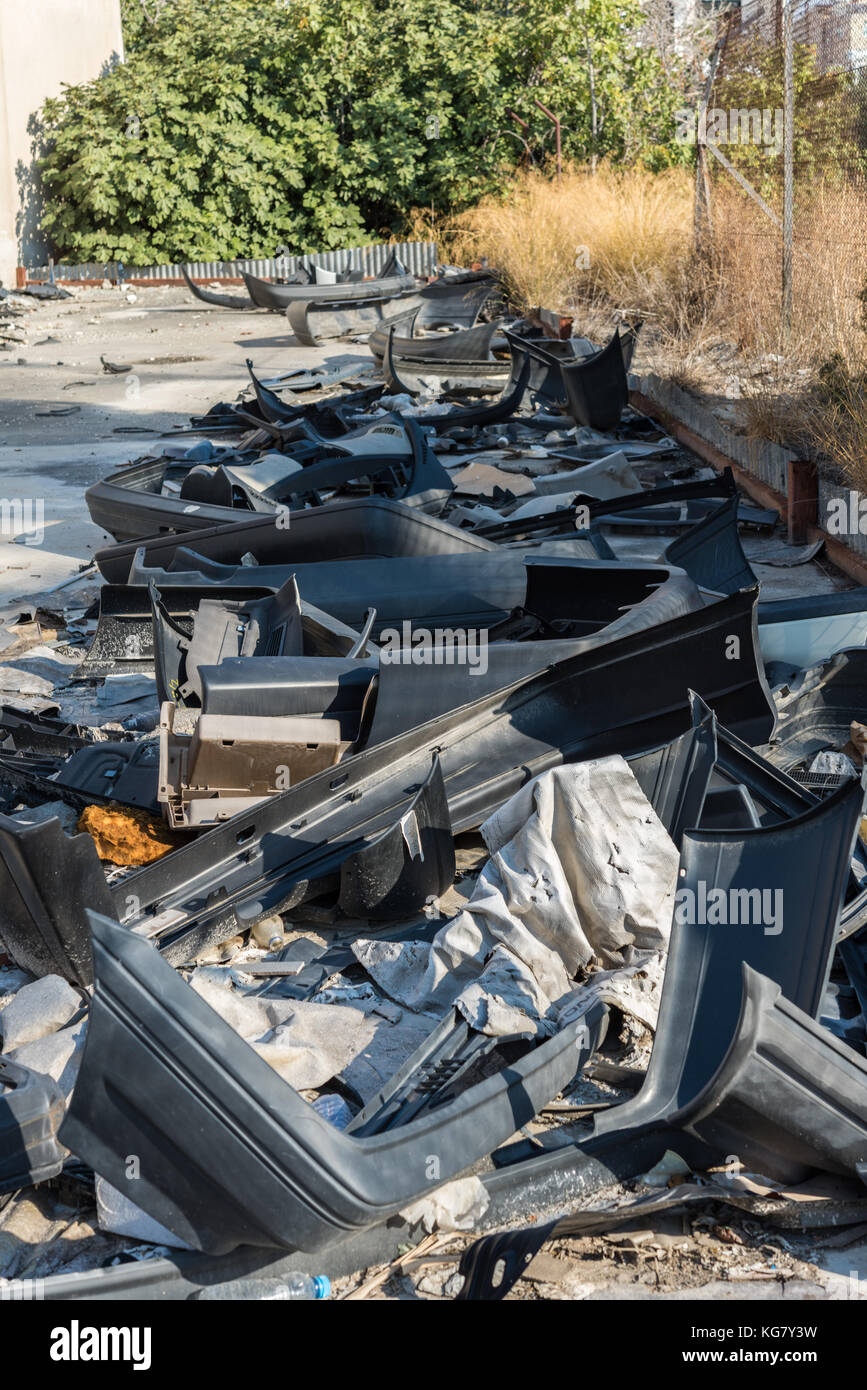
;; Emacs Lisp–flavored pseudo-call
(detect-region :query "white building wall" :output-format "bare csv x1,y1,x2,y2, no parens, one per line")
0,0,123,286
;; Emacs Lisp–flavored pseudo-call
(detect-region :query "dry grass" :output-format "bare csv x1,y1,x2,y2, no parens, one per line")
417,163,867,361
797,363,867,488
711,181,867,483
711,180,867,366
420,164,703,331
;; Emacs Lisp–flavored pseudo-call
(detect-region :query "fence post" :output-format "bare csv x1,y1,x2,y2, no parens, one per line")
782,0,794,344
787,459,818,544
694,19,731,253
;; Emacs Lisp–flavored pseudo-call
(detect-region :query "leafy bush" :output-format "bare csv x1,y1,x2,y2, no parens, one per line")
38,0,691,262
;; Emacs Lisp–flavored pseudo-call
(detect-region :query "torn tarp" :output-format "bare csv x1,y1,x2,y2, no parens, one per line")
353,758,679,1036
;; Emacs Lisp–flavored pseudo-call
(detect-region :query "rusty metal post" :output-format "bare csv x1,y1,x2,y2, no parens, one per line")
533,97,562,182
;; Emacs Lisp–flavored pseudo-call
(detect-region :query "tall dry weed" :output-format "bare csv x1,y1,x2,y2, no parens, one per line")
432,164,698,330
407,165,867,475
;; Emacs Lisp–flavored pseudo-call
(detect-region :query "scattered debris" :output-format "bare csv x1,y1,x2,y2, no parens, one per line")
2,265,866,1307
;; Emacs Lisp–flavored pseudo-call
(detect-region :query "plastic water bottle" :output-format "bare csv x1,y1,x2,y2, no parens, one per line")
197,1273,331,1301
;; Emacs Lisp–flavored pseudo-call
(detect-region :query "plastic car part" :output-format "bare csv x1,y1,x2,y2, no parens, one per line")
628,689,867,943
195,657,381,725
85,416,454,541
54,739,163,812
412,271,498,330
507,326,631,430
627,704,717,845
150,576,303,705
488,772,865,1189
0,706,98,758
180,266,255,309
663,495,757,595
33,1112,867,1298
368,313,501,363
457,1030,867,1303
0,751,455,982
76,583,275,680
759,648,867,776
59,909,607,1254
560,326,630,429
680,962,867,1181
80,579,374,687
234,378,384,437
117,552,684,646
0,750,135,818
593,772,866,1143
758,588,867,671
580,497,775,532
0,583,773,982
456,776,867,1300
287,295,424,346
279,413,455,514
0,1056,67,1194
177,577,771,754
343,1008,542,1135
355,559,716,742
241,268,418,311
156,560,705,824
684,690,867,939
196,655,371,722
501,329,602,405
159,703,359,827
475,467,740,542
382,350,509,396
244,358,308,423
467,966,867,1301
251,362,371,395
0,804,115,984
183,419,416,484
840,926,867,1035
150,576,375,705
94,495,496,585
170,548,693,654
384,332,530,427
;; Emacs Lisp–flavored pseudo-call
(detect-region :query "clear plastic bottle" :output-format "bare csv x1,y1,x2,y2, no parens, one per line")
197,1273,331,1301
251,915,284,952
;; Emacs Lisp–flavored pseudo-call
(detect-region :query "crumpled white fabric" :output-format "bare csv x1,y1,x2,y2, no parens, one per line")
189,967,376,1088
354,758,678,1037
401,1176,490,1233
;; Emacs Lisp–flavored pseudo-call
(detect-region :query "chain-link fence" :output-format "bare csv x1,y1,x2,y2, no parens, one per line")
697,0,867,359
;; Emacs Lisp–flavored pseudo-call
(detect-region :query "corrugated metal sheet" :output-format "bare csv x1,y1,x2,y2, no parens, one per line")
28,241,438,283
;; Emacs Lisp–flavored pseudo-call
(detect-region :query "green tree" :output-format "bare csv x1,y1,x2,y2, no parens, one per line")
38,0,690,262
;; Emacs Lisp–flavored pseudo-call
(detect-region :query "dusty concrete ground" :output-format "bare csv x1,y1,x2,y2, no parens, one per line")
0,283,367,603
1,283,866,1302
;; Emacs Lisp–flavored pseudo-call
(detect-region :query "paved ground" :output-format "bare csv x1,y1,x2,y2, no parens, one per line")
0,282,851,613
0,283,365,603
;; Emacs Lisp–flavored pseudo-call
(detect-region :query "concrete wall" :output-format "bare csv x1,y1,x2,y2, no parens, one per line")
0,0,123,287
